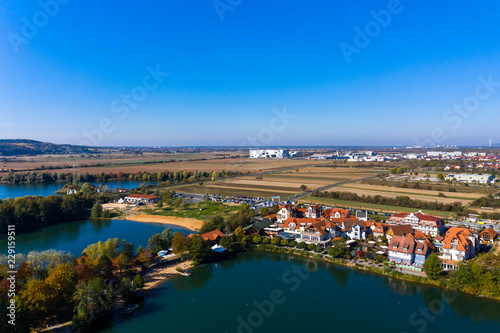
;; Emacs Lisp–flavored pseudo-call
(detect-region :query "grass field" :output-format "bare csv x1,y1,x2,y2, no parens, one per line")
140,201,241,221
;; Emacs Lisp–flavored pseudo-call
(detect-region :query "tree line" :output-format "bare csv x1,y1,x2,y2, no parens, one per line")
0,194,94,233
311,190,465,212
0,169,243,184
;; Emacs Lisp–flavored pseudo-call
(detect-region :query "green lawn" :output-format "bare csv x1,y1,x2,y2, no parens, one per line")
140,202,242,220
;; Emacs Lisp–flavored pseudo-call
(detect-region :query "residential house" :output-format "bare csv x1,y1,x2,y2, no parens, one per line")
388,211,445,237
305,205,322,218
188,229,225,243
388,234,416,265
479,228,498,244
439,227,479,270
328,208,351,220
282,217,325,234
300,220,336,248
368,222,390,238
243,220,274,236
388,233,435,266
124,194,160,204
277,204,301,223
386,225,414,241
341,219,369,240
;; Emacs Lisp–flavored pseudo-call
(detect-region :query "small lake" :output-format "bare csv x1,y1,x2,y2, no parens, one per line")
0,180,158,199
0,219,190,257
101,252,500,333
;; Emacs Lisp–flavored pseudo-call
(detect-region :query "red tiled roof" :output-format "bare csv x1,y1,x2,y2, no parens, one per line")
480,228,498,238
125,194,159,199
200,229,225,241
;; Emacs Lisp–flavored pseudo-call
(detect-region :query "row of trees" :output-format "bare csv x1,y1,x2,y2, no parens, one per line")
471,194,500,208
0,194,94,233
423,253,500,298
0,169,243,184
311,190,465,212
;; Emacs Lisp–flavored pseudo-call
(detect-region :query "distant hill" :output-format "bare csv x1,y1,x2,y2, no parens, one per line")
0,139,92,156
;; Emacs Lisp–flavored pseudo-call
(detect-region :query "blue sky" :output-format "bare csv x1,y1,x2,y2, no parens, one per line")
1,0,499,147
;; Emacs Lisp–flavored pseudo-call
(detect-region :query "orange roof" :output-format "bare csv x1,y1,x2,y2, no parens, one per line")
200,229,225,241
329,208,350,218
442,227,475,252
480,228,498,238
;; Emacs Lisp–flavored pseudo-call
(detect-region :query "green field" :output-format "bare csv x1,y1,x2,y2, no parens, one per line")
140,201,242,221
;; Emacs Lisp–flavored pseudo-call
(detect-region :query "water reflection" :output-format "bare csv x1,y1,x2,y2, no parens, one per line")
171,264,214,290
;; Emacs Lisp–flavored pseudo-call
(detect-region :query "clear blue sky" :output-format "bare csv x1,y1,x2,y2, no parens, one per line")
1,0,499,147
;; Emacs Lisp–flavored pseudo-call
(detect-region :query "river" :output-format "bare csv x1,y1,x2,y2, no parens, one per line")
0,180,158,199
100,252,500,333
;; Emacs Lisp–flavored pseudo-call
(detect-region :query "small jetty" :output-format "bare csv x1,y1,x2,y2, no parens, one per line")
119,304,139,315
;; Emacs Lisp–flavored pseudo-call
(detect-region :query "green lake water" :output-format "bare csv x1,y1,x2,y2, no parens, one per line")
101,252,500,333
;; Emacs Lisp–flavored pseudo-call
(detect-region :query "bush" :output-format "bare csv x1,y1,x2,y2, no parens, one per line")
280,239,289,246
298,242,306,249
262,237,271,244
307,243,316,251
289,240,298,247
271,237,281,245
315,245,323,253
252,235,262,244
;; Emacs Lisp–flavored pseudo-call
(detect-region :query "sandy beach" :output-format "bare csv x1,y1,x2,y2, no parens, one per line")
123,213,204,231
143,259,194,291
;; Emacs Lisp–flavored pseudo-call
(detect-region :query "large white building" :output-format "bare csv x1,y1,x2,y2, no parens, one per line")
445,173,496,184
249,149,290,159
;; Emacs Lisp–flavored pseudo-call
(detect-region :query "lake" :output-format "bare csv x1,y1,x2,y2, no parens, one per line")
0,180,158,199
101,252,500,333
0,219,190,257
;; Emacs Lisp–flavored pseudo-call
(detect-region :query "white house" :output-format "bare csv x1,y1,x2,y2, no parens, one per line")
124,194,160,204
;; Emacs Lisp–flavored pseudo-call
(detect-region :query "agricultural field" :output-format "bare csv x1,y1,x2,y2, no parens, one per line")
332,183,483,206
0,151,241,174
303,196,454,218
3,158,334,176
166,166,383,199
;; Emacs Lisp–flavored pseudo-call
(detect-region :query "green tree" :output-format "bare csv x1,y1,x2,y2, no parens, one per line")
148,233,167,256
253,235,262,244
307,243,316,251
189,235,211,265
298,242,306,249
133,274,145,290
172,232,190,257
90,202,103,218
423,253,443,280
72,278,115,331
271,237,281,245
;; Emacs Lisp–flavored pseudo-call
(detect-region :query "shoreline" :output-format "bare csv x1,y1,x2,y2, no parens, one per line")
249,247,500,302
122,213,204,231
